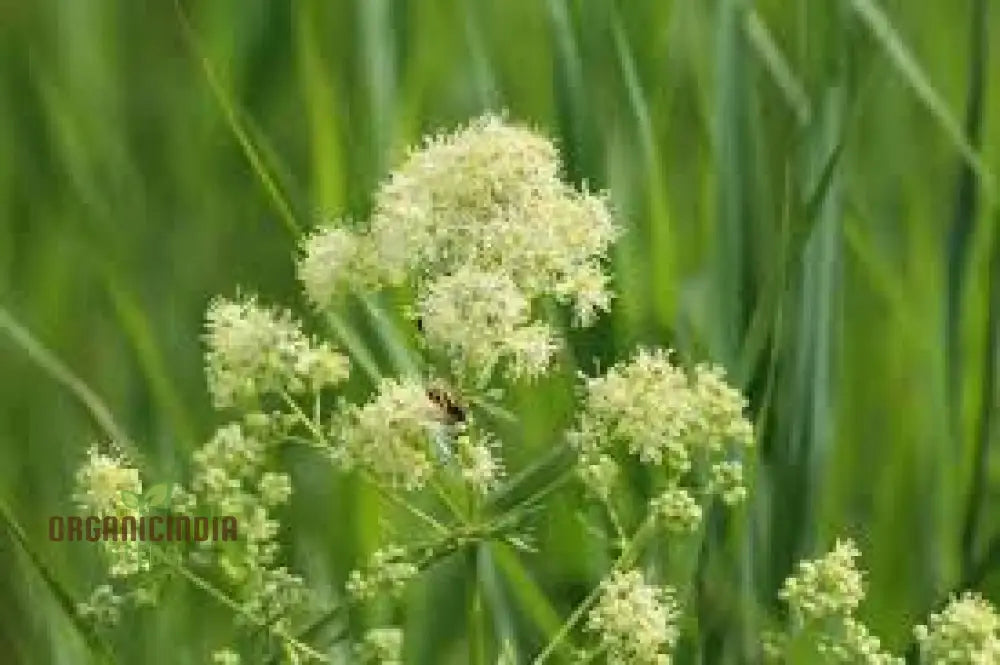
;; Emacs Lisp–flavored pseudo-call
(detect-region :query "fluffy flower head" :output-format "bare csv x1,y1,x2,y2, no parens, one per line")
779,539,865,623
204,296,348,408
74,445,141,514
586,569,680,665
335,378,445,490
417,266,558,382
914,592,1000,664
570,348,754,504
297,114,619,381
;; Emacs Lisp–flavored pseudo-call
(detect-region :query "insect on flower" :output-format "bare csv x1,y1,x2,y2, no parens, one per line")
425,380,467,425
414,316,469,425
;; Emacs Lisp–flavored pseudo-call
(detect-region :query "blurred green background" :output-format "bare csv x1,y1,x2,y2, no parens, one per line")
0,0,998,663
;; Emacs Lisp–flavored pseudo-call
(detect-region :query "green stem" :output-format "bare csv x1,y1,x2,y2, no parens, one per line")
468,544,488,665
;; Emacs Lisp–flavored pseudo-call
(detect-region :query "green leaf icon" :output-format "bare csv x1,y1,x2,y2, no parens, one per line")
144,483,171,508
119,490,143,510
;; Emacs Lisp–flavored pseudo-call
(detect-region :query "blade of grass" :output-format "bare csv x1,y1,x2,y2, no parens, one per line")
964,210,1000,573
848,0,995,203
101,274,198,453
294,0,346,216
0,305,141,465
0,496,117,664
953,0,989,573
743,9,811,127
171,0,300,239
490,543,562,646
611,8,675,327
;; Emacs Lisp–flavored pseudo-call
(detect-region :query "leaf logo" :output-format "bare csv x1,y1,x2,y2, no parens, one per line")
119,483,172,513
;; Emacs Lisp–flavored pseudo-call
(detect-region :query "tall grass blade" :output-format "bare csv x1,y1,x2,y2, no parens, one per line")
954,0,989,573
744,9,811,127
0,305,141,464
0,497,117,664
171,0,301,238
848,0,995,202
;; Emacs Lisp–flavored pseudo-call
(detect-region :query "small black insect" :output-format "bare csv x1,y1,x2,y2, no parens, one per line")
426,382,467,425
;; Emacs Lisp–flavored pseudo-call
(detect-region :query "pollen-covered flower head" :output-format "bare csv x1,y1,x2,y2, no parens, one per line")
73,445,141,514
298,223,380,308
369,114,617,299
586,569,680,665
204,295,348,408
779,539,865,623
417,265,559,382
569,348,753,505
297,114,619,381
334,377,445,490
914,592,1000,664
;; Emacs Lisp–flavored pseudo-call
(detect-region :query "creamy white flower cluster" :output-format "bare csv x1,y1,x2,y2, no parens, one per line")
332,378,443,490
204,295,348,408
772,539,901,664
585,569,680,665
331,377,501,492
73,446,150,578
189,421,305,625
299,114,618,383
570,348,754,532
780,539,865,622
914,592,1000,664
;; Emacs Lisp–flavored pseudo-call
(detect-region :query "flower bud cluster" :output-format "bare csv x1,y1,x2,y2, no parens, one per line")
585,569,680,665
914,592,1000,664
355,627,404,665
189,421,304,624
774,540,900,664
346,545,418,602
76,584,124,627
73,446,150,578
298,114,618,382
650,487,702,534
780,539,864,622
204,295,348,408
569,348,754,526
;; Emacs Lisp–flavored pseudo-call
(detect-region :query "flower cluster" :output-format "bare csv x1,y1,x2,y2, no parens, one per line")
73,445,142,515
914,592,1000,664
73,446,151,578
650,487,703,534
416,265,559,381
331,377,502,493
332,378,444,490
355,627,404,665
299,113,618,383
189,421,304,624
204,295,348,408
346,545,419,602
772,540,900,664
780,539,865,622
585,569,680,665
570,348,754,530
